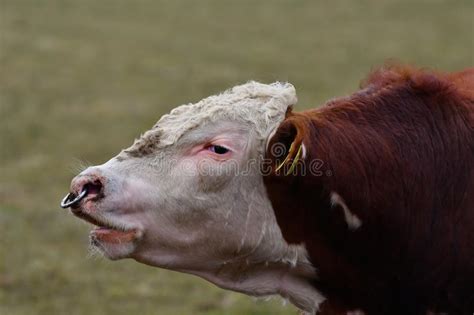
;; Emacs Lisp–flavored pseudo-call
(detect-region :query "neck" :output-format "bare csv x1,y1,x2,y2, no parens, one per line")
186,244,325,314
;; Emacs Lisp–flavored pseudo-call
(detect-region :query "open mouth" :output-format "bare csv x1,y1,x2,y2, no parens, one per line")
73,211,138,244
91,227,137,244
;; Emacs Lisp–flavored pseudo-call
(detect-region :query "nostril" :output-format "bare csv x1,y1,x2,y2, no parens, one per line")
67,179,103,210
64,171,106,209
83,180,103,199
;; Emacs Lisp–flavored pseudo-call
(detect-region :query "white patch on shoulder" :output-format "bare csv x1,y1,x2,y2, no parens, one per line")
330,192,362,230
301,142,307,159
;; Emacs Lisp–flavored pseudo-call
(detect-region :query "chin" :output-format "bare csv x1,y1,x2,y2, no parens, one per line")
89,228,141,260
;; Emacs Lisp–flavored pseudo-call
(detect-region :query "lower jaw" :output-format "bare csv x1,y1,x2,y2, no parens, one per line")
90,227,138,244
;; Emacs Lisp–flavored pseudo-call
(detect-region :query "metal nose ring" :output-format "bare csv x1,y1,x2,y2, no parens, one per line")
60,188,88,209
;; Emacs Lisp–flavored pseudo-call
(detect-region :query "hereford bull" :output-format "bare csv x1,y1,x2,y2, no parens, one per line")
61,81,325,313
61,65,473,315
264,65,474,314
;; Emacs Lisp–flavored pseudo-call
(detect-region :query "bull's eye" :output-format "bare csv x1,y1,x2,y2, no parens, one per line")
208,145,230,154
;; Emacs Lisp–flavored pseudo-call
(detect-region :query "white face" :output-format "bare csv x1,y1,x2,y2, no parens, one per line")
67,82,297,271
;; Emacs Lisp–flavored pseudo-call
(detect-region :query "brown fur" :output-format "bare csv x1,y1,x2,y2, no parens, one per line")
264,65,474,314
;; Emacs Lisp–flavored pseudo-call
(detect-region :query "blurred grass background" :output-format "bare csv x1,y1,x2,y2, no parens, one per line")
0,0,472,314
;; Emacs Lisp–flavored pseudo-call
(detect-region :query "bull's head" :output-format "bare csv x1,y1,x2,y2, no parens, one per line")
61,82,324,313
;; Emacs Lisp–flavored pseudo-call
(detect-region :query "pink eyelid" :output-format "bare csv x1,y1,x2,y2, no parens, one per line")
203,145,232,160
188,141,234,157
207,144,230,152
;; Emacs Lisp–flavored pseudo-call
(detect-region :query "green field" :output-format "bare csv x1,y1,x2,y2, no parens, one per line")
1,1,472,314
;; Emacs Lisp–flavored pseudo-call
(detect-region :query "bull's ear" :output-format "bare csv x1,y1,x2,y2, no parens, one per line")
265,113,307,175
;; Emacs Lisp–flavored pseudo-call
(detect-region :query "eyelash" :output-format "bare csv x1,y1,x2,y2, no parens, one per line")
207,145,230,154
